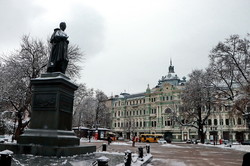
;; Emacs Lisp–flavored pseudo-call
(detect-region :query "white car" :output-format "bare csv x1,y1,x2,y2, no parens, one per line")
0,135,7,143
157,138,167,144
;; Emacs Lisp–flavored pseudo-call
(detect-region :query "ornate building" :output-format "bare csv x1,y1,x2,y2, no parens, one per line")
108,61,250,142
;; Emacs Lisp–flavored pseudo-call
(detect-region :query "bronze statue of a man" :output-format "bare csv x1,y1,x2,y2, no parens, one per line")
47,22,69,74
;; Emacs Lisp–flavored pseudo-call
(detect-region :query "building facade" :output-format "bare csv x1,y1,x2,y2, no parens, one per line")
109,62,250,142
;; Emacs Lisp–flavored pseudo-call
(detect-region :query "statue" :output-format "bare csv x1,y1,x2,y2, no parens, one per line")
47,22,69,74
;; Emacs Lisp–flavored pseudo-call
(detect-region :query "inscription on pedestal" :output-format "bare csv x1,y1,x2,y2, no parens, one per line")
33,93,56,110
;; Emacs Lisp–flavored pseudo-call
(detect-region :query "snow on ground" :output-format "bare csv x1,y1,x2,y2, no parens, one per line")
111,142,130,146
116,153,153,166
161,143,190,148
80,138,105,143
147,158,186,166
199,143,250,152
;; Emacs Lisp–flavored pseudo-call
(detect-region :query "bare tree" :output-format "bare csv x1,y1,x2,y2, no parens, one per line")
72,89,111,129
208,34,250,126
209,35,250,98
72,83,94,128
95,90,111,129
180,69,215,143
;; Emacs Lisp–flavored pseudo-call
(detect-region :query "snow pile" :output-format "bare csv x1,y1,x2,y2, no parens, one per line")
111,142,130,146
161,143,190,148
80,138,105,143
200,143,250,152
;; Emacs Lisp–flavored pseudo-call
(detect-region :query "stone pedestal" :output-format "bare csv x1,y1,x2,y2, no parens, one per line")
14,72,96,156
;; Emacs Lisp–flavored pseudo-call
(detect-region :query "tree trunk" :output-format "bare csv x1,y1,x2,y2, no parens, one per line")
198,126,205,144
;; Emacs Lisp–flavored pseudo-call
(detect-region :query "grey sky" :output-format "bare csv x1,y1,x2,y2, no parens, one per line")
0,0,250,96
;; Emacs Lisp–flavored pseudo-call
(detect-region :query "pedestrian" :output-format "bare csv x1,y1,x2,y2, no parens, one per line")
132,136,136,147
108,135,112,145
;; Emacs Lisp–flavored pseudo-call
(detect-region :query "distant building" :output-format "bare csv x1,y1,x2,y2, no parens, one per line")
108,61,250,142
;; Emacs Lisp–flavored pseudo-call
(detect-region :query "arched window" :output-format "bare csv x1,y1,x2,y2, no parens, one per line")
238,118,242,125
208,119,212,125
165,108,172,114
214,119,218,125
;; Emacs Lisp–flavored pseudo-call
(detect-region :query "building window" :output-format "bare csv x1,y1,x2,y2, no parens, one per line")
220,119,223,125
114,123,116,127
167,121,171,126
208,119,212,125
214,119,218,125
238,118,242,125
165,108,172,114
226,119,229,125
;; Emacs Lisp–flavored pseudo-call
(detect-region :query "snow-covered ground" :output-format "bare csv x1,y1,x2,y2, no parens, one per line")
110,142,130,146
161,143,191,148
80,138,105,143
199,143,250,152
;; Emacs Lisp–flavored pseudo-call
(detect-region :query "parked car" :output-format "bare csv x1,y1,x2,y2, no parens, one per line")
242,140,250,145
157,138,167,144
0,135,8,143
223,140,230,145
186,139,193,144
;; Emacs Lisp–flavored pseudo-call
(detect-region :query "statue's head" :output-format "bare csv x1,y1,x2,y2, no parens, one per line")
59,22,66,31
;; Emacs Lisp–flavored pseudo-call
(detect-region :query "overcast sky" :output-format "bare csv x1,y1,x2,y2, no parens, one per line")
0,0,250,96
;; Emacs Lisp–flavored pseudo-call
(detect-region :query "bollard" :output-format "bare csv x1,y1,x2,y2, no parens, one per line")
242,153,250,166
146,144,150,153
138,146,143,158
124,150,132,166
0,150,13,166
102,143,107,151
97,156,109,166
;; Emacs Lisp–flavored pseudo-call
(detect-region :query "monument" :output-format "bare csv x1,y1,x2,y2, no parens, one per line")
0,22,95,156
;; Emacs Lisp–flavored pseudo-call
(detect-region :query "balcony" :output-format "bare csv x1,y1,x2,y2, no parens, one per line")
150,113,156,117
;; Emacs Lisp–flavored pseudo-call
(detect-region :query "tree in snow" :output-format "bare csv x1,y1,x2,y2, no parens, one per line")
208,34,250,127
94,90,111,129
180,69,215,144
72,88,111,129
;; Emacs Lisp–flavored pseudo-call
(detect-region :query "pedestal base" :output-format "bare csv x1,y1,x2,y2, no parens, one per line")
0,143,96,156
17,129,79,146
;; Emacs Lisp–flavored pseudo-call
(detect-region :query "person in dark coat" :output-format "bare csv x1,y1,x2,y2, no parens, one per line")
47,22,69,74
108,135,112,145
